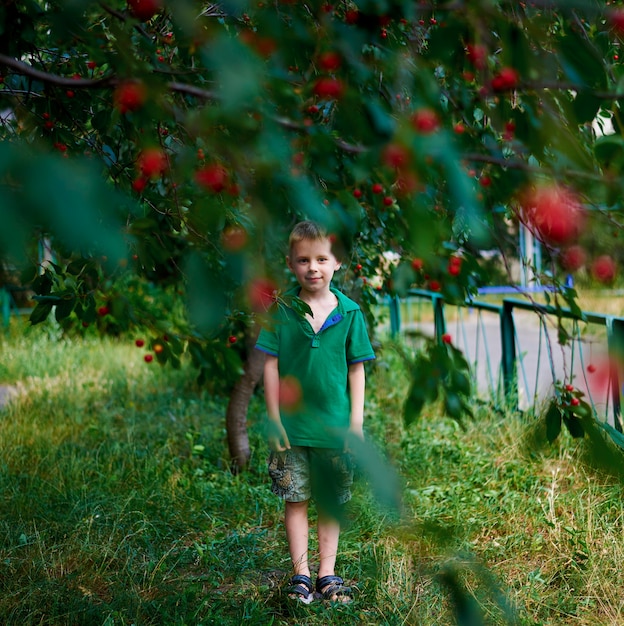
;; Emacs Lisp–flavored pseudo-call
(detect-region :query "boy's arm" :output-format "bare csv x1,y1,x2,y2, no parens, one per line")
264,355,290,451
347,361,366,440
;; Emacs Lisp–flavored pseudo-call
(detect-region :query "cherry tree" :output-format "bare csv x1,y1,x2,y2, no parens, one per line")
1,0,623,468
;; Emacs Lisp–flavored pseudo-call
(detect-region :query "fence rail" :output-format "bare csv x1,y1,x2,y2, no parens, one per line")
387,289,624,432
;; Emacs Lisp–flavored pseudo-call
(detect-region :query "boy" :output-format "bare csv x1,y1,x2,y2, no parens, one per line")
255,221,375,604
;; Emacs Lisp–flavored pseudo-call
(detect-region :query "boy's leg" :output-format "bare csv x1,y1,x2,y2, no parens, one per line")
311,448,354,602
285,499,311,577
317,513,340,578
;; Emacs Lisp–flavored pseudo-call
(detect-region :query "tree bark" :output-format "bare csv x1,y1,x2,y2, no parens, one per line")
225,326,266,473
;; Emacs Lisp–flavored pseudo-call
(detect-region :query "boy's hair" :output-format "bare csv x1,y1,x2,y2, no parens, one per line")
288,221,344,260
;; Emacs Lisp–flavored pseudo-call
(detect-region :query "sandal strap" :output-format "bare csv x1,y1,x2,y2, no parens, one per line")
316,574,352,598
288,574,314,596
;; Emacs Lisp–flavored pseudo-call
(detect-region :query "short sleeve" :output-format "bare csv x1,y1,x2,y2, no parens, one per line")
346,310,375,364
255,324,279,357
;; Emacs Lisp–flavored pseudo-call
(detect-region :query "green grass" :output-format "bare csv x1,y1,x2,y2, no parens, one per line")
1,320,624,624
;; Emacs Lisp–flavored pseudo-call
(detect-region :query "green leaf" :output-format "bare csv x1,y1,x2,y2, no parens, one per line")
451,369,471,396
29,301,53,325
404,382,427,426
54,295,75,321
559,32,607,90
562,413,585,439
444,391,464,423
572,92,602,125
282,295,313,319
346,434,402,515
545,402,562,443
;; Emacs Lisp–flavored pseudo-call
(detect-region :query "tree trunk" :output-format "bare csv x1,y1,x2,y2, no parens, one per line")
225,326,266,473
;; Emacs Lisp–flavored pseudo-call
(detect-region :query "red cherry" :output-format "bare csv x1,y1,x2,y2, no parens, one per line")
429,280,441,291
132,177,147,193
312,77,345,99
479,175,492,188
318,51,341,71
491,67,519,92
113,80,147,114
138,147,168,178
87,60,97,70
570,397,580,406
395,171,419,196
371,183,384,194
279,375,302,411
411,108,440,134
353,188,363,199
587,364,597,373
97,305,110,316
522,184,585,246
228,335,237,344
591,255,617,284
382,196,394,206
249,277,278,312
144,353,154,363
466,43,487,69
135,338,145,347
441,333,452,344
222,226,248,251
411,258,424,271
565,384,575,392
345,9,359,24
453,122,466,134
355,264,362,271
153,343,164,354
382,143,410,168
611,8,624,34
195,164,228,193
560,245,586,272
127,0,162,21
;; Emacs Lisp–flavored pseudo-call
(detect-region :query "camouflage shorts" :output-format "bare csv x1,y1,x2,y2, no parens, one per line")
268,446,354,505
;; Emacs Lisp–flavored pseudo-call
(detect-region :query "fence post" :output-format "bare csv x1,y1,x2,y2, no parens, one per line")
389,295,401,337
433,294,446,343
500,300,517,409
606,317,624,432
1,287,10,329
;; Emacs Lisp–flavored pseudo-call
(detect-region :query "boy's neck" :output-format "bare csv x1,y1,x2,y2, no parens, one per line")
298,285,334,303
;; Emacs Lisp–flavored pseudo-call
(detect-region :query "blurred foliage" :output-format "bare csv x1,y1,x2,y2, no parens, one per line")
2,0,624,425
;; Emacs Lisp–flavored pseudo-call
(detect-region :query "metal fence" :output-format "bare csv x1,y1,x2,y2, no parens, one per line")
387,289,624,432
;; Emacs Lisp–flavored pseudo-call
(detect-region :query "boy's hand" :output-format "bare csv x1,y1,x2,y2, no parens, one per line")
345,423,364,452
268,421,291,452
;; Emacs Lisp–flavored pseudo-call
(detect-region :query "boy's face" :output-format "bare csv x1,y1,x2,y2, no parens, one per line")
287,237,341,296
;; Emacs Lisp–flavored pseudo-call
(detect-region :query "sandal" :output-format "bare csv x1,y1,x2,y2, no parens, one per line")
315,575,353,604
286,574,314,604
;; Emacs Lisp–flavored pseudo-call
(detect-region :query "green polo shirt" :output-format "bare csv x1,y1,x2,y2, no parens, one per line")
256,287,375,448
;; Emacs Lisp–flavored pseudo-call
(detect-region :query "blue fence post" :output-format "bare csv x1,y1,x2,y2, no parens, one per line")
1,287,10,329
606,317,624,432
500,300,517,410
433,294,446,343
389,295,401,337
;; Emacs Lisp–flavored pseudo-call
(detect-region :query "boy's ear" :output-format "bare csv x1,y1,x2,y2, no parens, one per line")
286,255,293,271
